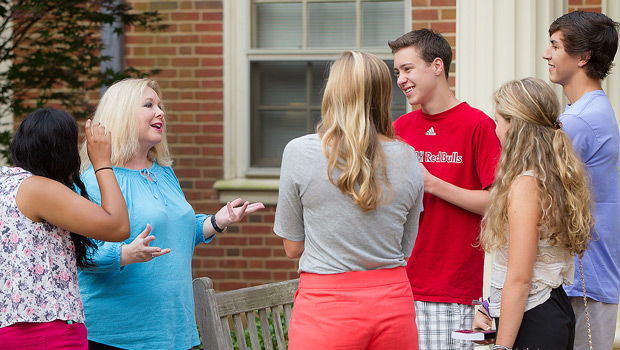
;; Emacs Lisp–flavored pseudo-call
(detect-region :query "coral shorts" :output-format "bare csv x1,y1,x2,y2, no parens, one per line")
289,266,419,350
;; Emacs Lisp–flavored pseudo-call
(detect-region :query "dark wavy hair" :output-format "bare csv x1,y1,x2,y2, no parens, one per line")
549,11,619,80
10,108,97,268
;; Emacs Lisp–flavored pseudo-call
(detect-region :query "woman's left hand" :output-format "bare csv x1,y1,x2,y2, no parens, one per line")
214,198,265,230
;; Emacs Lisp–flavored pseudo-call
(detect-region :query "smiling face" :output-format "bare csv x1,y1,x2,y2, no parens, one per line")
542,31,583,88
393,46,439,107
137,87,165,151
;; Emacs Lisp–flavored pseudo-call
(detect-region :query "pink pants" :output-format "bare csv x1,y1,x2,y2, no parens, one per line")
289,267,419,350
0,320,87,350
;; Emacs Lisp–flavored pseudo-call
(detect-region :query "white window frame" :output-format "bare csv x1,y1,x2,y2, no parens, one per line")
218,0,411,204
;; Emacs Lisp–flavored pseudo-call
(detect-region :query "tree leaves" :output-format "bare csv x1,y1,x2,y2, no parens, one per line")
0,0,165,164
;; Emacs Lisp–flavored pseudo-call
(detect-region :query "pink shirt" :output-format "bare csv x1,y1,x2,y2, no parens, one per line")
0,166,84,328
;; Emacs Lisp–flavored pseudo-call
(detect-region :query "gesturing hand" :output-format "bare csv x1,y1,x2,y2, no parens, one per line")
213,198,265,230
120,224,171,266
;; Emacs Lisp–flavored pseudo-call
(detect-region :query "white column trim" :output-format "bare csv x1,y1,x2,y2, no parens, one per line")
223,0,251,179
456,0,566,117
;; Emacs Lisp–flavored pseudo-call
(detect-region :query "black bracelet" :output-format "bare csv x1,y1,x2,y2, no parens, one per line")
211,214,225,233
477,308,492,320
94,166,113,175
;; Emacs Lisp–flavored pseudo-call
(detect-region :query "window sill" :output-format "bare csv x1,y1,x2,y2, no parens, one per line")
214,178,279,205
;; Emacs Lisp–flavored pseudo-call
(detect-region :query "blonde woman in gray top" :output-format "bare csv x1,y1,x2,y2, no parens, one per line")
472,78,593,350
274,51,424,350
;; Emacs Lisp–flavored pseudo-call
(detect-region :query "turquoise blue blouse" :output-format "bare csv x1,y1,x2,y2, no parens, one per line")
78,161,213,349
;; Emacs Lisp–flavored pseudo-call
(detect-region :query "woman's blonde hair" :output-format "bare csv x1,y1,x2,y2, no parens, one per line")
80,78,172,171
481,77,593,256
317,51,395,212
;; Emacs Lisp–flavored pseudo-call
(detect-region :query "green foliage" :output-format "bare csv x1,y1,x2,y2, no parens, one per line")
0,0,166,164
191,311,289,350
230,311,289,350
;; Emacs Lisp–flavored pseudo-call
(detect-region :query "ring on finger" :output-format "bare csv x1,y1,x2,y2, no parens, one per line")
151,253,155,259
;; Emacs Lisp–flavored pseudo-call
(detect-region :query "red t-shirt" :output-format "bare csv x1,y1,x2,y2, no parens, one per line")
393,102,501,305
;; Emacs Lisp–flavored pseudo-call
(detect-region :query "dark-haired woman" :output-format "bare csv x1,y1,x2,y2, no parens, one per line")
0,108,130,349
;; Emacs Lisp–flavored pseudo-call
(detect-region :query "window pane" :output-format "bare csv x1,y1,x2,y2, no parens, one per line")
251,61,326,168
311,62,329,105
253,111,308,167
308,2,356,48
257,62,306,105
362,1,405,47
256,3,303,49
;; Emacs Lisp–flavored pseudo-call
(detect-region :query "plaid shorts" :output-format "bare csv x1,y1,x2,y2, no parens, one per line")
415,301,475,350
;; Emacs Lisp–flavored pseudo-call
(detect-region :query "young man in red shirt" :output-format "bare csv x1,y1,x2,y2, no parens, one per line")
389,29,501,349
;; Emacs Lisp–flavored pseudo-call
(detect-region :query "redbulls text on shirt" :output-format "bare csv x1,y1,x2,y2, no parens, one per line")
414,150,463,164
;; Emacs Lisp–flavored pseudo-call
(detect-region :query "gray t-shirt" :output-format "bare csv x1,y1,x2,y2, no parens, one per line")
274,134,424,274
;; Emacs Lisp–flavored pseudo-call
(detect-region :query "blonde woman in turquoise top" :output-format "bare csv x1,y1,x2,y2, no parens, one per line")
77,78,264,350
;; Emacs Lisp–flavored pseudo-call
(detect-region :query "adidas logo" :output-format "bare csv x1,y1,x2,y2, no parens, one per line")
425,127,436,136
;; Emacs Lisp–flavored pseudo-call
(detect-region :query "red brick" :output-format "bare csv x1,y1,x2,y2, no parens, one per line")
180,23,194,32
412,9,438,20
243,271,272,280
125,36,154,44
431,22,456,33
195,247,224,257
171,35,200,43
195,91,223,100
201,57,223,66
242,248,271,257
266,260,296,269
218,282,247,291
412,22,430,30
196,23,223,32
249,237,263,245
126,58,155,66
220,259,248,268
250,260,264,268
430,0,455,6
149,47,177,55
168,102,201,111
201,147,223,156
265,237,284,246
202,12,223,21
172,12,200,21
196,135,223,144
196,46,223,55
196,68,223,77
196,1,223,10
441,9,456,20
217,237,248,245
242,225,273,234
171,57,200,67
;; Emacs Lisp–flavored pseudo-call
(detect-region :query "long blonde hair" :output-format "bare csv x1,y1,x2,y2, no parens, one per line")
317,51,395,212
80,78,172,171
481,78,593,256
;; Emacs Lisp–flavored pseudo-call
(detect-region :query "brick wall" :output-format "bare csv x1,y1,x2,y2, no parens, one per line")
121,0,600,292
411,0,456,89
569,0,601,13
125,0,297,291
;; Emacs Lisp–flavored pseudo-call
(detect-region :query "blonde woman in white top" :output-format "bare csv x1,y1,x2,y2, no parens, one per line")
472,78,593,350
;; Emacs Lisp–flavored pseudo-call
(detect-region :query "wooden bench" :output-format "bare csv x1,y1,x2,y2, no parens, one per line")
193,277,299,350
